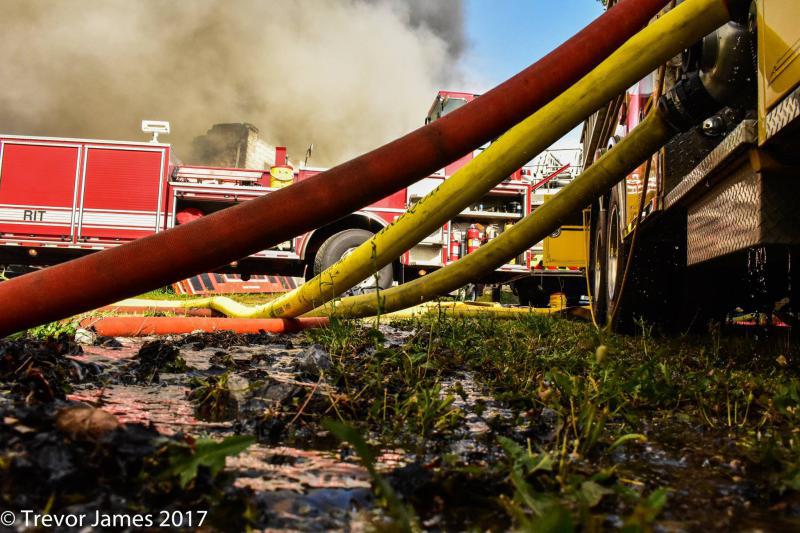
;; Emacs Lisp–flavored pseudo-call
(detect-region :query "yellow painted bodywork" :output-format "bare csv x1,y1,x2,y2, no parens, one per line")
543,226,587,267
758,0,800,142
538,195,587,268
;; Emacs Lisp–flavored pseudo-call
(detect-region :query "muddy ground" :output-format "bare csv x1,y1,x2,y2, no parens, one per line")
2,314,800,531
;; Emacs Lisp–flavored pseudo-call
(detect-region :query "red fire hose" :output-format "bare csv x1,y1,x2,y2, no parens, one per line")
0,0,671,337
80,316,329,336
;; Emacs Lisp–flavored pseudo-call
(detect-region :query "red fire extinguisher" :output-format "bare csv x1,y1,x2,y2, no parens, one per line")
466,224,482,254
450,229,462,262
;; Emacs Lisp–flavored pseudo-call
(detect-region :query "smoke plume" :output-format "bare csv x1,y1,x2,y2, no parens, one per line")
0,0,465,166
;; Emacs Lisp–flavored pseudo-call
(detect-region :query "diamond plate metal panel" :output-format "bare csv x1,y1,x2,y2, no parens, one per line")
765,83,800,141
687,166,800,265
665,120,757,209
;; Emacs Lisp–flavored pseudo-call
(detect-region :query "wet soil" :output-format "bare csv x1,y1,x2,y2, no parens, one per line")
2,318,800,531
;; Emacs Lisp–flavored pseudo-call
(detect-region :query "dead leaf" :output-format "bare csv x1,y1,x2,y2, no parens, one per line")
56,406,121,440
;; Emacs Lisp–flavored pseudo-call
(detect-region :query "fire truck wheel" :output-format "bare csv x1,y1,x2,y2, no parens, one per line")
589,197,608,324
604,187,629,325
314,229,394,293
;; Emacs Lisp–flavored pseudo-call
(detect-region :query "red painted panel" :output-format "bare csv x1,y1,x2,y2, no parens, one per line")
444,152,474,176
0,142,79,237
370,189,407,210
79,148,163,239
83,148,162,210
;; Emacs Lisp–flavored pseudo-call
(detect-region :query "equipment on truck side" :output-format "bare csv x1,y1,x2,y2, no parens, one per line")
466,225,482,255
584,0,800,329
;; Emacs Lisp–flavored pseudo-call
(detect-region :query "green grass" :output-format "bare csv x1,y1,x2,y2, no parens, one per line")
304,312,800,530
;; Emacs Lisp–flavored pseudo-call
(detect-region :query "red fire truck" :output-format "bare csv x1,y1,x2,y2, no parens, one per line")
0,93,585,303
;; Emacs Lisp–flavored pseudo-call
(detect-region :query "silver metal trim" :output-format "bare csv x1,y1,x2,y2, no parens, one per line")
0,142,4,190
765,83,800,142
169,181,269,193
156,150,166,232
70,146,82,239
169,189,178,229
77,147,89,235
665,120,757,208
0,203,73,210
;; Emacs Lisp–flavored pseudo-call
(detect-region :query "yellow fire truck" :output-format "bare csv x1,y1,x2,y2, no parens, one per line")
584,0,800,328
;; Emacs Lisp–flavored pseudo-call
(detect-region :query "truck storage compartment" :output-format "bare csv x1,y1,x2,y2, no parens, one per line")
0,141,81,240
77,146,166,241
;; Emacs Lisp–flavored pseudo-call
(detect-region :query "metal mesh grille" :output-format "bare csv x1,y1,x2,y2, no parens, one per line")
765,84,800,141
666,120,756,209
687,167,800,265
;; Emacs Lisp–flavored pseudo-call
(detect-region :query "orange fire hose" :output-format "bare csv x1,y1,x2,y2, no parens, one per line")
80,316,329,336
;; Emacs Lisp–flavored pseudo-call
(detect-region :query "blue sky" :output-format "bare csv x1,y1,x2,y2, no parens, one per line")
461,0,605,148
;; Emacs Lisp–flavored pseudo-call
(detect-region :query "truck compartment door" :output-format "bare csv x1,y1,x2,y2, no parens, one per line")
77,146,166,241
0,141,81,240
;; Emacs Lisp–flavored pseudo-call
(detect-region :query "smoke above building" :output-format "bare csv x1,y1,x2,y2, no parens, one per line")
0,0,465,166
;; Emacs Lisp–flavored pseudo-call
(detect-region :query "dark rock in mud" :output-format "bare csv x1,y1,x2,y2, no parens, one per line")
253,381,302,403
0,334,98,402
126,340,188,384
187,373,239,422
94,335,124,349
0,399,258,529
179,330,298,351
181,330,248,350
296,344,331,377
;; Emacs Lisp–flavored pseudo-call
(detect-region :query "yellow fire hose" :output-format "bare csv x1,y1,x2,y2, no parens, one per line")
114,0,729,323
247,0,731,319
105,297,568,323
306,107,677,319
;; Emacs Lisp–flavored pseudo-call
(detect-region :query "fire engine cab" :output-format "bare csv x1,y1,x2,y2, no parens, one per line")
0,93,586,304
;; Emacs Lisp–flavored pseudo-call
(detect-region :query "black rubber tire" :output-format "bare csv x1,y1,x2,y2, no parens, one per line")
589,197,608,324
314,229,394,293
604,187,628,326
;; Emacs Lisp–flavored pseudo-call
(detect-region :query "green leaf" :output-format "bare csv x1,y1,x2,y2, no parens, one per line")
509,468,550,517
498,436,554,476
645,487,668,511
166,435,255,488
580,480,613,508
529,503,574,533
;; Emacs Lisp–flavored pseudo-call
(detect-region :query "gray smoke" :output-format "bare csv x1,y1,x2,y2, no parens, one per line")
0,0,465,166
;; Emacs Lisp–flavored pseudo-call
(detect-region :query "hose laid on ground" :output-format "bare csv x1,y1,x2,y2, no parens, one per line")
305,106,679,318
257,0,735,319
98,298,571,327
0,0,672,338
379,301,568,320
80,316,329,336
104,296,570,319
